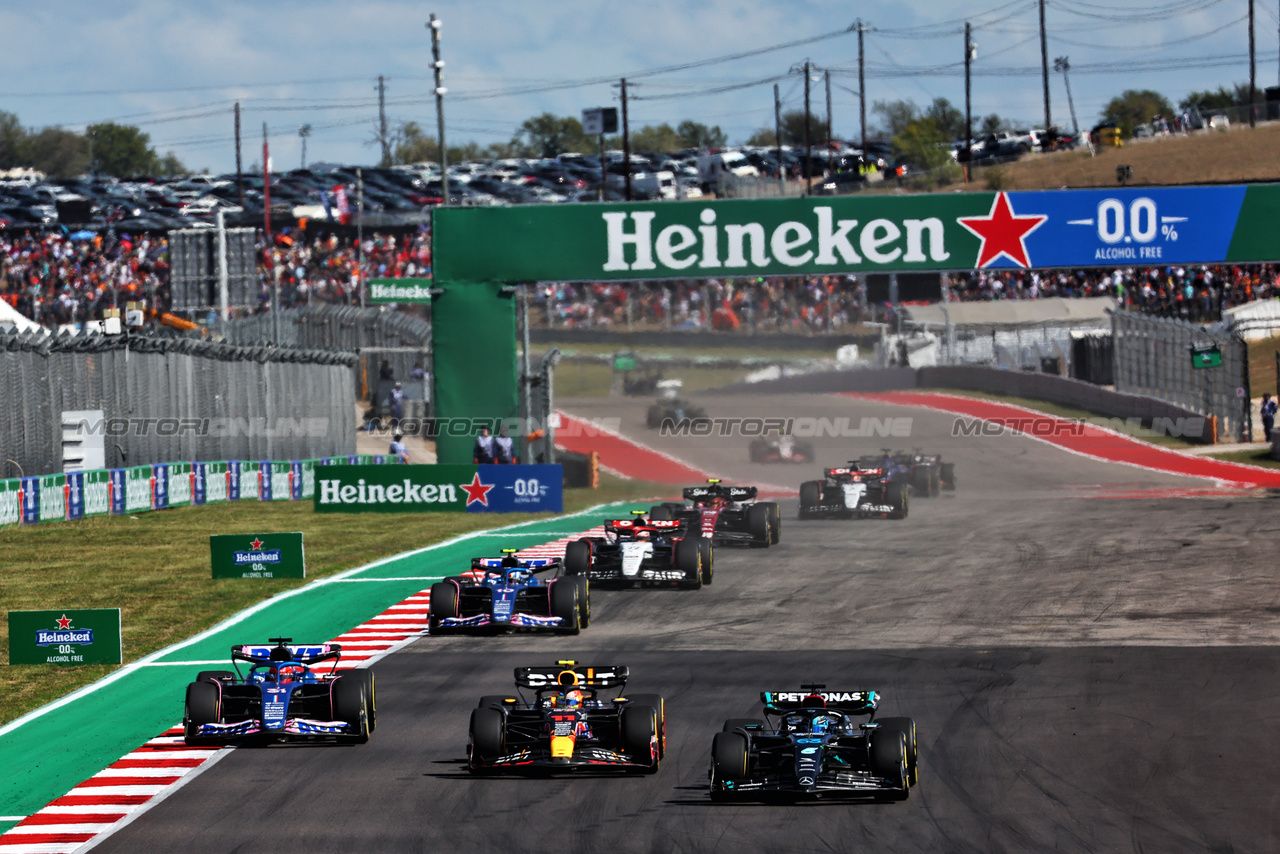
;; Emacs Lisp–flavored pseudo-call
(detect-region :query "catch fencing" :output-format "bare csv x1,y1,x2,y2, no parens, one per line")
218,304,432,401
891,320,1081,374
1111,309,1249,441
0,331,357,479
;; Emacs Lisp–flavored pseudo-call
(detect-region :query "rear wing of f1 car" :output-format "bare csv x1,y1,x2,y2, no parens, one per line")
825,467,883,481
231,639,343,666
604,518,682,534
682,483,758,502
761,686,880,715
514,661,629,690
470,556,563,572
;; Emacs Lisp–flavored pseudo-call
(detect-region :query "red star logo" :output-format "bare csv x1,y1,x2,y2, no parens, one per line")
957,192,1047,268
461,473,494,507
56,614,73,630
250,538,264,550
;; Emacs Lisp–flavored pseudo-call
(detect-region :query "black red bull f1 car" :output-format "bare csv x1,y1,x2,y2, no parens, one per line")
563,512,713,589
709,684,918,801
798,464,908,520
183,638,374,745
650,480,780,547
468,661,665,775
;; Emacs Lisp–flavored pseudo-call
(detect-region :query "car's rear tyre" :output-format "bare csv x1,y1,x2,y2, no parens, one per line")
621,705,660,772
928,466,941,497
870,728,909,799
721,718,764,733
195,670,234,685
564,540,591,576
428,580,459,632
798,480,821,519
746,504,771,547
886,482,909,520
876,717,918,785
353,670,376,732
469,707,505,770
711,731,749,784
184,680,220,744
573,575,591,627
629,694,666,758
332,675,369,743
550,579,581,634
699,538,714,585
748,438,766,463
761,502,781,543
940,463,956,491
646,405,662,429
675,536,702,588
648,504,674,521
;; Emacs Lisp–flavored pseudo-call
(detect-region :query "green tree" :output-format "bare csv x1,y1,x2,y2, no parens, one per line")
872,99,921,138
676,120,726,150
513,113,590,158
746,127,778,147
630,123,682,153
392,121,439,164
86,122,158,176
25,127,91,178
0,111,27,170
979,114,1004,135
780,109,829,145
1179,84,1251,112
924,97,966,140
154,151,187,177
892,118,951,170
1101,89,1175,138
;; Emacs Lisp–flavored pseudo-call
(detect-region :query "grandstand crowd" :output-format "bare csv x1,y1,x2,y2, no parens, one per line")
0,227,1274,329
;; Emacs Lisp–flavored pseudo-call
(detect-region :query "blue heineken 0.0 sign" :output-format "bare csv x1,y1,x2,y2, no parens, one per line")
8,609,123,665
210,532,306,579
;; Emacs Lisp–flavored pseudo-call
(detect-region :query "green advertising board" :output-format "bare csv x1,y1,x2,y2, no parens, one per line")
37,473,65,523
121,465,152,514
204,461,230,503
167,462,192,508
8,608,123,665
268,462,291,501
368,277,432,304
315,464,476,513
1191,345,1223,369
238,461,260,501
210,532,306,579
0,478,20,527
300,460,317,499
83,470,110,517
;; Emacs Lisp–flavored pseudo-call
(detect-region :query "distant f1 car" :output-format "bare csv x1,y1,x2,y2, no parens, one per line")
709,684,917,801
468,660,665,775
650,479,780,547
564,512,712,589
798,464,908,519
645,379,706,429
749,434,814,464
183,638,374,745
856,449,956,497
429,550,589,634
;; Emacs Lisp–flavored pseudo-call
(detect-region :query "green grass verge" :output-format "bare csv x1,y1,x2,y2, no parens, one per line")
922,387,1202,450
0,473,671,726
527,339,842,361
554,361,755,398
1206,449,1280,469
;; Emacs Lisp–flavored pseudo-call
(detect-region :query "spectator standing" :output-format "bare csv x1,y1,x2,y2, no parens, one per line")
1261,393,1277,442
390,381,406,427
494,426,517,464
389,431,410,464
473,426,496,464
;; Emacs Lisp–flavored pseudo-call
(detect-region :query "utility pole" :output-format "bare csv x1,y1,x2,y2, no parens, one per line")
1249,0,1257,127
357,168,365,308
234,103,244,210
964,23,974,181
857,20,867,152
825,69,833,154
428,14,448,204
1054,57,1080,136
298,124,311,169
377,75,390,165
262,123,271,239
621,78,632,201
774,83,784,193
803,60,812,195
1039,0,1051,131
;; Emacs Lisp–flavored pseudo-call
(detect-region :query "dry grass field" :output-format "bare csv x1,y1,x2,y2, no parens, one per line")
972,123,1280,190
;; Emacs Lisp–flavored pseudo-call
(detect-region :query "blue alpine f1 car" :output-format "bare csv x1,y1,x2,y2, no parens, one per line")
709,684,918,801
182,638,374,745
428,550,590,634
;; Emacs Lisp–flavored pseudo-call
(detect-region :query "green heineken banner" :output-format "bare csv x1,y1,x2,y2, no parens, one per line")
8,608,123,665
0,478,20,528
37,473,66,523
210,532,306,579
368,277,432,304
267,462,291,501
238,461,260,501
1191,344,1223,369
83,470,110,517
433,185,1280,284
167,462,192,508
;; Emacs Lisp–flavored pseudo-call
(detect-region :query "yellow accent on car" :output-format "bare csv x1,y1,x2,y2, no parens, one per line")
550,735,574,758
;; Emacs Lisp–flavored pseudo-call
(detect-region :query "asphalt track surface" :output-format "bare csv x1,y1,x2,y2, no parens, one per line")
95,392,1280,853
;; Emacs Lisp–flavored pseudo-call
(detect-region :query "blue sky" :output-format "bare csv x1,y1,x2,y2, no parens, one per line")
0,0,1270,173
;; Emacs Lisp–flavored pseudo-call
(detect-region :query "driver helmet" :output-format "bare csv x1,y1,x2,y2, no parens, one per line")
634,529,650,539
709,495,728,508
560,688,586,709
277,665,305,683
810,714,832,734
